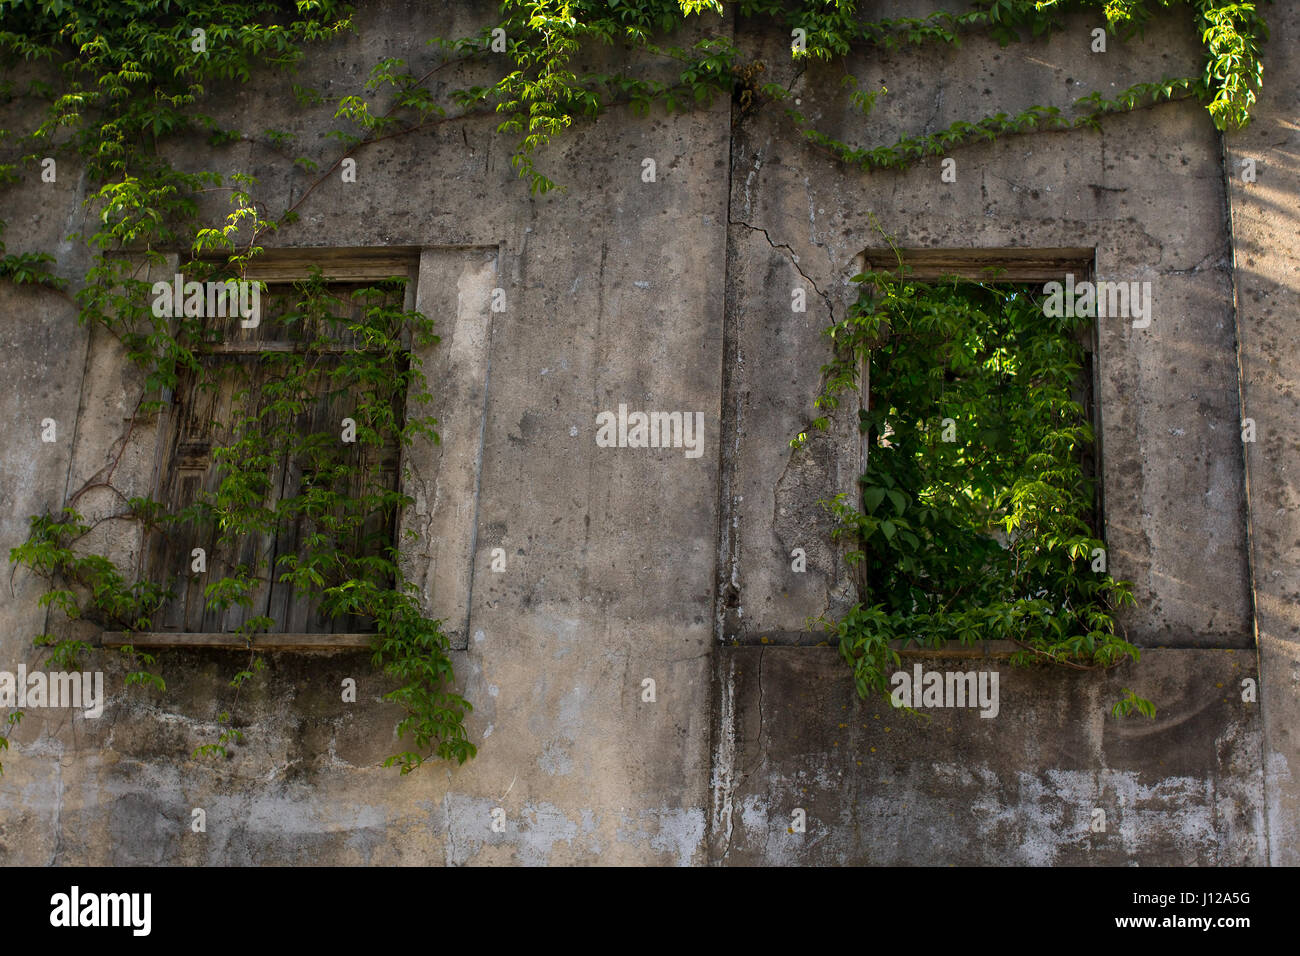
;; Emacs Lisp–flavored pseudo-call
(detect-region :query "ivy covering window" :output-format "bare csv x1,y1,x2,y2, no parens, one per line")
144,275,416,637
12,263,474,768
804,270,1139,703
141,274,408,634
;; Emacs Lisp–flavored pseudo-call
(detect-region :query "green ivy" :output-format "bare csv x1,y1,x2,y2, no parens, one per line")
348,0,1269,194
798,268,1148,714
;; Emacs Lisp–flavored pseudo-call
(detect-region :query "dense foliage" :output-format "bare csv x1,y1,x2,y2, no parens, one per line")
799,270,1147,712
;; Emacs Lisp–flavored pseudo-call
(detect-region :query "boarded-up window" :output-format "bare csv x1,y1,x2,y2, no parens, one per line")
145,279,409,635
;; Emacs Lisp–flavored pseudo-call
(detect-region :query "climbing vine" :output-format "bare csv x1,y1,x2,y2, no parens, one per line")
0,0,1265,767
797,267,1148,714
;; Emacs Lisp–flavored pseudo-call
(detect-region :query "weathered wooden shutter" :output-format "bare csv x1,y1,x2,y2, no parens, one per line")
266,368,402,633
147,280,406,636
147,355,285,633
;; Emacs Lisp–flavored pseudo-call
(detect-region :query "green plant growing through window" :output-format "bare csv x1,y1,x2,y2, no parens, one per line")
798,268,1148,714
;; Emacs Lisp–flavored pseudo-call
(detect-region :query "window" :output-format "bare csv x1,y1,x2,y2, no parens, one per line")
849,275,1101,614
124,251,430,648
818,250,1135,693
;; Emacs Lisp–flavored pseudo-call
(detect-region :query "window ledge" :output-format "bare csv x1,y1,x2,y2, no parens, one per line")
727,635,1024,657
100,632,375,652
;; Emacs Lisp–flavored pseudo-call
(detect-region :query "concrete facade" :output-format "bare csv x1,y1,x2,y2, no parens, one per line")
0,0,1292,865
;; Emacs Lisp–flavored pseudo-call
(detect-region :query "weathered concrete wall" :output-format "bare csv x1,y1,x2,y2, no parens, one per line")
0,0,1292,865
711,646,1261,865
1222,0,1300,867
3,0,727,866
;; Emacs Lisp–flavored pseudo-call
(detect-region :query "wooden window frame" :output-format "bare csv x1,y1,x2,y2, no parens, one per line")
104,248,421,652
